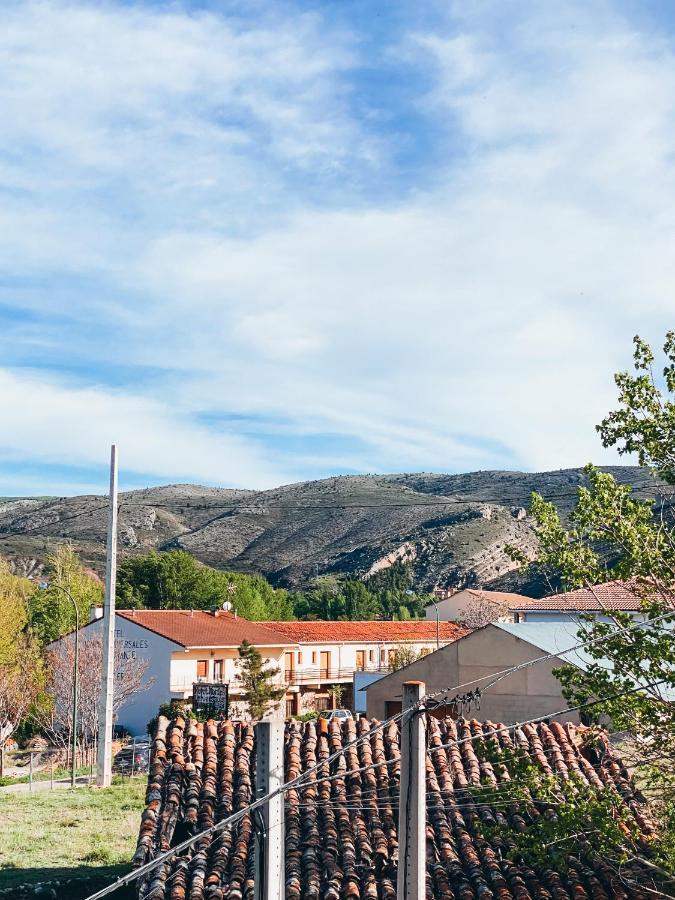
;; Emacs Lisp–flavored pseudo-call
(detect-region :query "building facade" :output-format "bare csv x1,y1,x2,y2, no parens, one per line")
366,622,599,723
53,610,466,734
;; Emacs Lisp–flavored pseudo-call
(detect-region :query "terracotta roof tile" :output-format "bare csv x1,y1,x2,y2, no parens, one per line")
510,579,671,612
116,609,294,648
261,620,468,643
134,716,654,899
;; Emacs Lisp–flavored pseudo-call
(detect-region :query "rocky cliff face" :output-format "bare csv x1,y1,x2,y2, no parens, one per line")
0,467,661,594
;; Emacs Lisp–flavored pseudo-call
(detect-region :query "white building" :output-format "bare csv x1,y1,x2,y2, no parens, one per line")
424,588,524,623
509,580,646,623
55,610,467,734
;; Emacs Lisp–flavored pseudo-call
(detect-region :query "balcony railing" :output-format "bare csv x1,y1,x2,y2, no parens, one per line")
171,666,390,693
283,666,390,684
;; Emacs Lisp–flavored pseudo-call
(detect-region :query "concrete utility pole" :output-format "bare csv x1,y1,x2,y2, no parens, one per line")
96,444,118,788
254,719,285,900
397,680,426,900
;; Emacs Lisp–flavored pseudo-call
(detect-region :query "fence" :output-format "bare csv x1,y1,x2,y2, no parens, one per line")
0,737,149,790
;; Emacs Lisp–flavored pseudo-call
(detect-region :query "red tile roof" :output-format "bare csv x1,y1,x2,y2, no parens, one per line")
509,579,668,612
117,609,294,648
261,619,468,643
135,716,654,898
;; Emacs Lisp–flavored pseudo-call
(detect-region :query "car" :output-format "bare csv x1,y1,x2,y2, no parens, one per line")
112,741,150,774
318,708,353,723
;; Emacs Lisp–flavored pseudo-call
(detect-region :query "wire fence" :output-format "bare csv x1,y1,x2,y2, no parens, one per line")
0,736,150,790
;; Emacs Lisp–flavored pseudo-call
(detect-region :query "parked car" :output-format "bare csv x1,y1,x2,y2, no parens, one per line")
319,709,353,723
112,741,150,774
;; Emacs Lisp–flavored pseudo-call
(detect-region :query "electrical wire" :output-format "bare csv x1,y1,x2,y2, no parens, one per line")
84,612,673,900
420,609,675,706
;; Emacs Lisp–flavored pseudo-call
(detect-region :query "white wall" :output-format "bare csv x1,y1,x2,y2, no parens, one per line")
70,615,181,737
289,639,441,680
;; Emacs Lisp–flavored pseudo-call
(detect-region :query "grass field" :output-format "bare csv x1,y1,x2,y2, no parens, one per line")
0,777,145,891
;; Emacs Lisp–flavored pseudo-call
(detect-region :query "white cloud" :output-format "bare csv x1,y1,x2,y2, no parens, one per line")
0,369,289,488
2,1,675,489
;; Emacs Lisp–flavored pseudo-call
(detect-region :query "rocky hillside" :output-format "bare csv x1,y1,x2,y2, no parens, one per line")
0,467,662,594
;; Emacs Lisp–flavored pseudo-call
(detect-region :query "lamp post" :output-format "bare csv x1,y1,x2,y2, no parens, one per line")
40,584,80,789
430,597,440,650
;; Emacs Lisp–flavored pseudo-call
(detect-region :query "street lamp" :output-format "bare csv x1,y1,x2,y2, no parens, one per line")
39,584,80,789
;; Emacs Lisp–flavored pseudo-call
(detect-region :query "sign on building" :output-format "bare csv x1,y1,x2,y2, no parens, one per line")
193,682,230,719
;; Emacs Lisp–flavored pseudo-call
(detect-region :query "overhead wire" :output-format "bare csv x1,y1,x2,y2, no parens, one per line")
84,665,668,900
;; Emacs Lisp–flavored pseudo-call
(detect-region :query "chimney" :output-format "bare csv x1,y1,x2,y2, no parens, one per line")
90,607,104,622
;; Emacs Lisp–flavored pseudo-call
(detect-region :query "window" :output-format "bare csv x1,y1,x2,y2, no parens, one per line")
213,659,224,681
315,696,331,712
297,651,303,665
380,648,386,662
311,651,317,665
197,659,208,679
369,649,375,663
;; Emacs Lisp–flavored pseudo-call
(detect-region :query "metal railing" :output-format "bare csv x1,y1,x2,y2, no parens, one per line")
171,665,391,693
283,665,390,684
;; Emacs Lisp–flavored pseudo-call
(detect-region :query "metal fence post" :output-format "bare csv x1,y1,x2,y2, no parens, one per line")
397,681,426,900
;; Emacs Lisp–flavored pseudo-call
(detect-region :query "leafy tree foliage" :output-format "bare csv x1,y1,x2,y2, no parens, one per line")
116,550,293,620
236,640,286,720
472,740,644,876
388,643,423,671
28,544,103,645
291,565,428,621
517,333,675,878
0,558,42,743
597,331,675,483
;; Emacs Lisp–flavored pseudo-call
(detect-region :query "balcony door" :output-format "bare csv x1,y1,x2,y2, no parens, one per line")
213,659,224,682
355,650,366,671
284,652,295,681
320,651,330,680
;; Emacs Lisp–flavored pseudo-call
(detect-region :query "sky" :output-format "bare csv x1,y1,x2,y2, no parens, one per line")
1,0,675,495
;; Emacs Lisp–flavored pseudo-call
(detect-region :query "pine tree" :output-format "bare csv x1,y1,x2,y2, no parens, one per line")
236,640,286,720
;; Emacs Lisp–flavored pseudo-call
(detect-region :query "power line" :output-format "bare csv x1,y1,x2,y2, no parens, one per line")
421,609,675,705
84,661,668,900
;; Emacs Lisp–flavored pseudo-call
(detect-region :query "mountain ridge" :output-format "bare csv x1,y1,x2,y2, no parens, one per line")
0,466,662,594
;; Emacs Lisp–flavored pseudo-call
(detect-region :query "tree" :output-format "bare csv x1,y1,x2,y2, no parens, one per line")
456,593,504,628
29,544,103,645
116,550,294,619
597,331,675,483
236,641,286,721
36,633,151,749
515,333,675,877
388,644,423,672
0,559,42,744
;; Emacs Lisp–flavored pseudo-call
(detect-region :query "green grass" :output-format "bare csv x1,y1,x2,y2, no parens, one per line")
0,777,146,890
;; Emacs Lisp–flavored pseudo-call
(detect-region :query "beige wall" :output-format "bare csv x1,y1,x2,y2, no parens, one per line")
366,625,577,725
170,646,287,696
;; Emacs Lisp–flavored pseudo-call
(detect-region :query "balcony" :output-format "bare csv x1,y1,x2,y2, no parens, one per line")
283,666,389,685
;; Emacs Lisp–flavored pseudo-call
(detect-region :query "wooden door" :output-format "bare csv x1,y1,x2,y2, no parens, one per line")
320,651,330,680
355,650,366,671
284,652,295,681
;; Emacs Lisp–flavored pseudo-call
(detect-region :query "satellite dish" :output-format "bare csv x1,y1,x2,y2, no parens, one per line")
222,600,233,612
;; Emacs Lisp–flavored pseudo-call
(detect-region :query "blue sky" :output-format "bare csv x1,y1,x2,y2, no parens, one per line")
2,0,675,495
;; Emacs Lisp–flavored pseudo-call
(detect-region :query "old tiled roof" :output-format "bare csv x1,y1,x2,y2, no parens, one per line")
509,580,662,612
116,610,294,648
261,620,468,643
134,716,655,899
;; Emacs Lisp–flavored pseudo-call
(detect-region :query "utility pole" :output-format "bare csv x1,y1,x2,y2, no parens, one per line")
397,680,426,900
254,719,285,900
96,444,118,787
